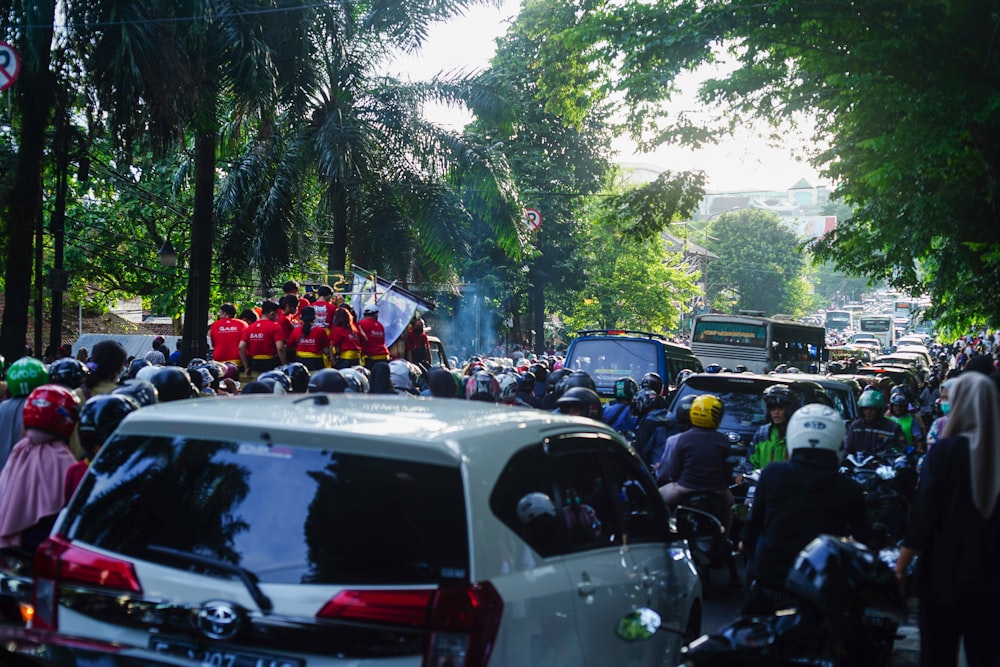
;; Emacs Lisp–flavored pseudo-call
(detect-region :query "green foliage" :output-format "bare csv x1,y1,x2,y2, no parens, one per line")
703,209,807,316
526,0,1000,330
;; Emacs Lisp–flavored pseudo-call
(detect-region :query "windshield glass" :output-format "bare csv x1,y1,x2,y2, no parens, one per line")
63,436,469,585
565,339,659,388
692,321,767,348
672,383,768,432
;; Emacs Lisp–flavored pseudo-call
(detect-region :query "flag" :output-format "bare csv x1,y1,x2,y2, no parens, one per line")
351,268,435,348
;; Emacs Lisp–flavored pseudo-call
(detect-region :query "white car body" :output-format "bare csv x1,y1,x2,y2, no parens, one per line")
26,395,701,667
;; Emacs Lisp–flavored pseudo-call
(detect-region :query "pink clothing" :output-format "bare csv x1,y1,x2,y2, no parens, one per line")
0,429,77,548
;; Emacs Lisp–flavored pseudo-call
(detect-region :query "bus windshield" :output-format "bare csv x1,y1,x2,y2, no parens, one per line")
692,321,767,348
859,317,892,333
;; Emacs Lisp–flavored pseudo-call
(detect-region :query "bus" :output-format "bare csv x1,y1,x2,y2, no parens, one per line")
893,300,914,324
856,314,895,351
825,310,852,332
691,313,826,374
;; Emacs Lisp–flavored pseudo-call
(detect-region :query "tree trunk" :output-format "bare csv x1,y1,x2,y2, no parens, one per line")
180,126,216,365
0,3,56,363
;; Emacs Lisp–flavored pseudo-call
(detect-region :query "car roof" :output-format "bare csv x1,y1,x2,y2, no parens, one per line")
116,394,619,467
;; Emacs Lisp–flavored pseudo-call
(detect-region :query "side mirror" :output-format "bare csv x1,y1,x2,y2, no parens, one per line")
615,608,662,642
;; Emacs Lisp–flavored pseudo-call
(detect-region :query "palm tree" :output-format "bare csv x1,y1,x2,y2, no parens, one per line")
214,0,525,291
65,0,307,362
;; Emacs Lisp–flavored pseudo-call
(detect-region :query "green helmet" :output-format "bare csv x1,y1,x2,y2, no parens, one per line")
6,357,49,397
857,388,886,411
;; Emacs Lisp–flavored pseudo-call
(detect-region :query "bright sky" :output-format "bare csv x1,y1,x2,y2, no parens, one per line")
387,2,825,193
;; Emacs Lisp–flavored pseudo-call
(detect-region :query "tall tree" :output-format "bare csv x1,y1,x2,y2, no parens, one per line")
0,1,58,362
703,209,806,317
541,0,1000,330
213,0,524,292
66,0,313,362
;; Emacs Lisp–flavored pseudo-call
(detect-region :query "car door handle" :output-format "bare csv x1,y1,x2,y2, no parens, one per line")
577,573,595,596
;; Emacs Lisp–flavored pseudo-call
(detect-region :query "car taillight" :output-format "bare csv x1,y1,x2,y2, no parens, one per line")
31,536,141,631
317,583,503,667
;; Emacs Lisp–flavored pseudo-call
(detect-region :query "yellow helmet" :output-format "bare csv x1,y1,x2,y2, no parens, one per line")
689,394,725,429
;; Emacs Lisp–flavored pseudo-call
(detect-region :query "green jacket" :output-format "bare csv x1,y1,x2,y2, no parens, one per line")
749,424,788,470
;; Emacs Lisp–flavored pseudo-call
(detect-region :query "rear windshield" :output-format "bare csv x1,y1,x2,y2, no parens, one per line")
62,436,469,586
565,339,660,389
671,382,768,432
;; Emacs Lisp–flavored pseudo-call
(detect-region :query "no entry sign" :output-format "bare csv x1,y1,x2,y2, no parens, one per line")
0,42,20,91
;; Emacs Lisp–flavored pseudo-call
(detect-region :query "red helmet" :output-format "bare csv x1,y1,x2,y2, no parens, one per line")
23,384,81,439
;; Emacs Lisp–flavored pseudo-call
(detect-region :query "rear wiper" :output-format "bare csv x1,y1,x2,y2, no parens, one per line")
146,545,272,613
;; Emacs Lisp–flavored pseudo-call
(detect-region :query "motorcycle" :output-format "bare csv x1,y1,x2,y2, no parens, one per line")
672,490,742,594
618,534,905,667
841,450,918,548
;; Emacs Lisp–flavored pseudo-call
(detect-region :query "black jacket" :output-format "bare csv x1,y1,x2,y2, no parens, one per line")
903,435,1000,604
742,449,870,589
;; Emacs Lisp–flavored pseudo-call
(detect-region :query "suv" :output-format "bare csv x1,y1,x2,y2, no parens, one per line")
667,372,835,446
564,330,703,400
20,395,701,667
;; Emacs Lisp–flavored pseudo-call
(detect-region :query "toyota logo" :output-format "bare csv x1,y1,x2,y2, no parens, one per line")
196,601,241,640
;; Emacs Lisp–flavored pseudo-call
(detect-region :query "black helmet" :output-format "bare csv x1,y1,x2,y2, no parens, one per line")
529,363,548,383
257,370,292,394
889,392,909,407
127,358,151,379
545,368,571,396
112,379,159,407
48,358,90,390
340,368,370,394
556,370,597,397
78,394,139,454
614,376,639,401
639,372,663,395
762,384,801,415
630,388,660,419
785,535,899,639
675,394,697,430
516,370,536,391
556,387,603,420
279,362,311,393
149,366,197,402
307,368,347,393
734,364,748,373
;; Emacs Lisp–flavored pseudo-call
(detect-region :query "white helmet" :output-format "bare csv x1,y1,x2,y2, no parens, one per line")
787,403,846,460
135,364,161,383
516,492,556,526
496,373,519,404
388,358,415,391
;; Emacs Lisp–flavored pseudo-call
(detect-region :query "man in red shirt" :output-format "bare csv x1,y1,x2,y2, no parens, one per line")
358,306,391,369
282,280,311,318
209,303,248,367
405,317,432,369
239,300,288,377
277,295,298,340
311,285,335,330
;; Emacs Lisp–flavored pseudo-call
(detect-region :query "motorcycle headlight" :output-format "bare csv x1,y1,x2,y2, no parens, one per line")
876,465,896,480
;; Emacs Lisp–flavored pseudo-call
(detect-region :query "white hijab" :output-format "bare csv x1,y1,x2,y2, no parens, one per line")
942,372,1000,518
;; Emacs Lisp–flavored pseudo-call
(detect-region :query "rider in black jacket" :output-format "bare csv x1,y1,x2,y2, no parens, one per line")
740,403,871,613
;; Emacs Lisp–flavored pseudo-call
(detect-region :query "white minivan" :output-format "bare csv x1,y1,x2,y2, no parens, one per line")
21,394,702,667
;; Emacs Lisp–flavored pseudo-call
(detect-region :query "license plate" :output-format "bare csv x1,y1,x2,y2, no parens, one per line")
149,635,304,667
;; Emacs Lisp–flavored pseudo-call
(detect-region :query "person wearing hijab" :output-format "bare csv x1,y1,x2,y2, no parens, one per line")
894,371,1000,667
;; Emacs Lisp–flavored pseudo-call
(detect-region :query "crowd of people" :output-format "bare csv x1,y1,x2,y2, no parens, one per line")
0,304,999,665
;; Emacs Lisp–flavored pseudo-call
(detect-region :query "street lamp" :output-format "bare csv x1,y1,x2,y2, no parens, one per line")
157,238,178,267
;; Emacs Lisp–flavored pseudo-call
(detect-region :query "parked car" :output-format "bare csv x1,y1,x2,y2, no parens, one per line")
12,395,702,667
564,329,703,400
667,372,835,446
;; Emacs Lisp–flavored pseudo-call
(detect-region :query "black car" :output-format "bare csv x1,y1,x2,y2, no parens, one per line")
666,372,835,446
